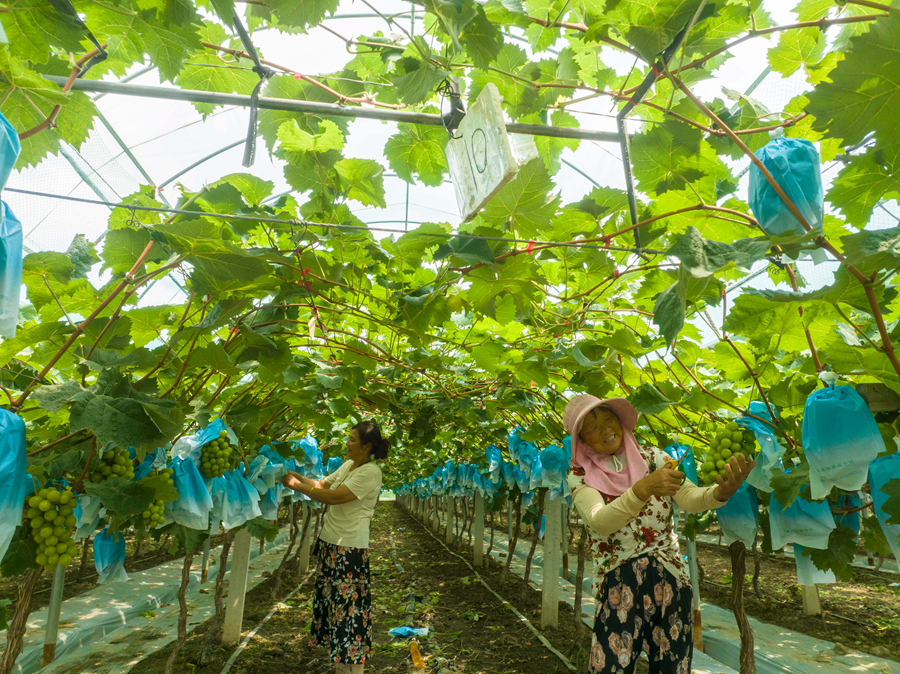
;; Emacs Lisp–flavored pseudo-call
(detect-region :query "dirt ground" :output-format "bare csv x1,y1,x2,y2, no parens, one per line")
486,503,900,664
129,503,617,674
694,541,900,662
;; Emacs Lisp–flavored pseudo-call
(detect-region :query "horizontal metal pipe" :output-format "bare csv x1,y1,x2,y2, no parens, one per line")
45,75,621,143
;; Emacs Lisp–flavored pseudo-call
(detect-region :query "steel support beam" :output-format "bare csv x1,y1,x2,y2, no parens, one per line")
45,76,622,144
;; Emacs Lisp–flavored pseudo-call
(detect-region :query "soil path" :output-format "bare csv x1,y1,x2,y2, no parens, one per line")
129,502,600,674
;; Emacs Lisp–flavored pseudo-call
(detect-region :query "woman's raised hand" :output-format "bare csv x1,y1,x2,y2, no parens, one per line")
633,468,685,501
713,453,756,501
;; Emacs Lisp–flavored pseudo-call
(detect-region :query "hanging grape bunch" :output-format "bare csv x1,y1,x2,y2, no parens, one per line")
26,486,78,571
200,430,235,478
141,467,174,528
699,421,757,486
142,499,166,528
90,446,135,483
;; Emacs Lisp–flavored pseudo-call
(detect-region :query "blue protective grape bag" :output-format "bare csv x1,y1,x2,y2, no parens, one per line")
716,481,759,548
94,529,128,584
0,409,26,562
869,454,900,564
802,385,885,500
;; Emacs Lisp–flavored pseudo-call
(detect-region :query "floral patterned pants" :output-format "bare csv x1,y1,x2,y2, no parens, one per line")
591,554,693,674
310,539,372,664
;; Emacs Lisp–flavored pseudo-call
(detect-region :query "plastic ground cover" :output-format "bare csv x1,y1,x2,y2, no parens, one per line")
3,525,293,674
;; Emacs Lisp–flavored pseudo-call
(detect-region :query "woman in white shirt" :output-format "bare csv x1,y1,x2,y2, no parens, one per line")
564,395,754,674
283,420,387,674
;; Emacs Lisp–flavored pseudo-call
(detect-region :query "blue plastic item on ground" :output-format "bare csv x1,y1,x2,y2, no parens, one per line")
94,529,128,584
869,454,900,564
166,456,213,530
802,385,885,500
748,136,823,237
716,482,759,548
388,626,429,638
0,201,23,338
0,408,26,563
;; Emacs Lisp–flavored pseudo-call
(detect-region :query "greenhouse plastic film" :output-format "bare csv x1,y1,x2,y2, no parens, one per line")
93,529,128,584
869,454,900,563
748,137,823,238
802,385,885,499
0,408,26,562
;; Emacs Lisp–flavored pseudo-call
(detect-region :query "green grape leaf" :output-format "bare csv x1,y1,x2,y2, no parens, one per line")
84,477,156,519
841,225,900,275
169,524,209,552
861,515,893,557
461,4,503,70
334,158,386,208
666,227,771,278
0,528,38,577
481,158,559,237
433,236,496,265
138,473,180,503
630,120,713,196
101,227,168,275
682,511,715,541
883,478,900,525
767,27,826,77
384,124,448,187
607,0,712,61
263,0,339,29
245,515,279,542
806,13,900,148
32,380,84,414
827,147,900,229
804,526,858,582
391,57,449,106
652,269,688,348
176,52,259,116
628,383,674,415
770,460,810,510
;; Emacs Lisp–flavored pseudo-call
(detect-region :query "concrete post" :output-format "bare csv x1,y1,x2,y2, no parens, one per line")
223,527,252,645
542,496,561,629
445,495,454,544
801,585,822,615
473,491,485,567
41,565,65,666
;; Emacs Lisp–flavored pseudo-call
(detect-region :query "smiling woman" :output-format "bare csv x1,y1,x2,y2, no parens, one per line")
281,420,389,674
564,394,754,674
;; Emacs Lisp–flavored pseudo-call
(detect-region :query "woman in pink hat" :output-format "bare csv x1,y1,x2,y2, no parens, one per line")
564,394,754,674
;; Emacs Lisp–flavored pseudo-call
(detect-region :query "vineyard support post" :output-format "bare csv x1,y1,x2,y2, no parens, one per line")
686,539,703,651
561,503,569,580
223,527,252,646
445,495,454,544
432,496,439,532
473,491,485,567
201,516,220,584
40,565,65,666
801,585,821,615
542,495,561,629
297,505,312,573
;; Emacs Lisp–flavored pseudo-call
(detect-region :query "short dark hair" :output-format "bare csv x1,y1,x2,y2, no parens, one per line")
353,420,390,461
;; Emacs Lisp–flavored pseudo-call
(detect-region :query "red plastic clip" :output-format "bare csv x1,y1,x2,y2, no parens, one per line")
604,236,611,249
526,240,535,255
564,320,569,326
613,268,620,278
651,63,660,77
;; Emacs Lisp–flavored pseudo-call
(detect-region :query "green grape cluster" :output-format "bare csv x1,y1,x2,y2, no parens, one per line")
200,431,235,478
90,446,135,483
26,487,78,571
142,498,166,528
699,421,757,486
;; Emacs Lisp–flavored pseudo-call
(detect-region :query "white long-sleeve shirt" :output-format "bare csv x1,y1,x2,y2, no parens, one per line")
568,445,728,591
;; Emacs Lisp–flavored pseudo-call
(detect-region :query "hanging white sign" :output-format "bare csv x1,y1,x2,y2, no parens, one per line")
446,83,524,222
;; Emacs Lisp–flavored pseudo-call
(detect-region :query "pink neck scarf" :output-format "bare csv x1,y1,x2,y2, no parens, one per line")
571,428,648,498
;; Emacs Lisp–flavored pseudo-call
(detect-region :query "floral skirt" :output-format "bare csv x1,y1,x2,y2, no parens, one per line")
591,554,693,674
310,538,372,664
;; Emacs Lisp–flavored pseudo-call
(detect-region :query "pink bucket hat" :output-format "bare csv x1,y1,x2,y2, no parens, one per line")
563,394,638,439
